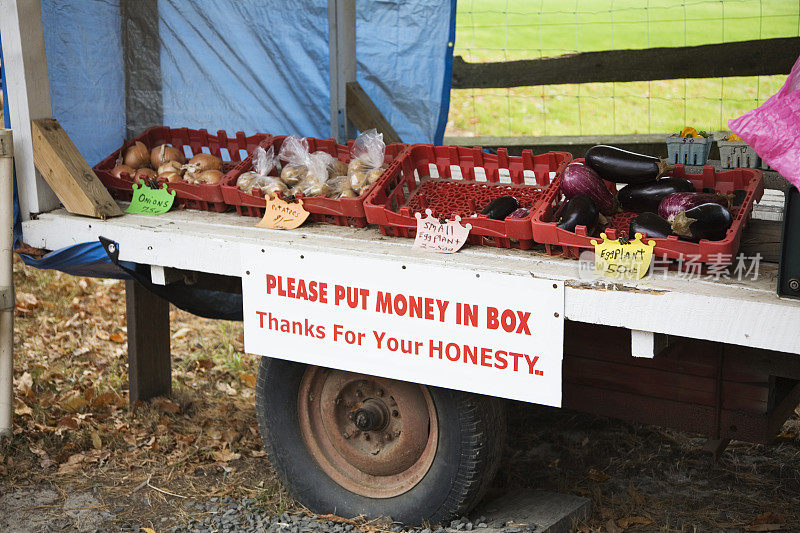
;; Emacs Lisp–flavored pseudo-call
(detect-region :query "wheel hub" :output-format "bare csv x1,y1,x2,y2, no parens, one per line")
352,399,389,432
298,367,438,498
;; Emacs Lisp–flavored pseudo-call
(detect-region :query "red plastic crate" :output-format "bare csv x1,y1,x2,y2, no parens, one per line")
93,126,269,212
220,135,408,227
530,161,765,263
363,145,572,249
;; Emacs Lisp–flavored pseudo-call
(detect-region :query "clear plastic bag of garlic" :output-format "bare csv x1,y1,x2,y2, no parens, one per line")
321,154,348,179
236,145,287,197
347,129,386,195
277,135,312,187
288,151,334,198
326,176,357,198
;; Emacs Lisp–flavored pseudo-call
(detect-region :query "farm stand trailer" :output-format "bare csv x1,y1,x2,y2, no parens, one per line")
20,206,800,522
4,0,800,524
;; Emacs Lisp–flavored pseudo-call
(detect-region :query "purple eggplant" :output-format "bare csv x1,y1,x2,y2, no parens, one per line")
617,177,695,213
560,162,616,215
671,203,733,241
507,207,530,219
657,192,731,222
585,145,675,184
557,194,599,234
482,195,519,220
629,212,673,239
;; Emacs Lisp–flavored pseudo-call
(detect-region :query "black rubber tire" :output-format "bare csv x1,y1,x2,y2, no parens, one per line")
255,357,507,525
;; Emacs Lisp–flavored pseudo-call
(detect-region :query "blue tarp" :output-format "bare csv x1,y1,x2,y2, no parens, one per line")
39,0,455,166
1,0,456,279
40,0,125,167
157,0,455,145
18,241,134,279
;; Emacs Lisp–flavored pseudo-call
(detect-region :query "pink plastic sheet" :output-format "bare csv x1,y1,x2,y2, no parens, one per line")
729,54,800,188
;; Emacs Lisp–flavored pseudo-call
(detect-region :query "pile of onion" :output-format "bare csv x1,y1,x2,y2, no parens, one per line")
111,141,223,185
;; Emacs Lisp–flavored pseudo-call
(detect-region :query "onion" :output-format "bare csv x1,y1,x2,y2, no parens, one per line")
123,141,150,169
158,161,182,175
188,153,222,172
110,164,135,179
658,192,731,222
150,144,185,167
185,169,223,184
560,162,615,215
162,171,182,183
134,168,155,181
157,160,183,182
182,164,201,183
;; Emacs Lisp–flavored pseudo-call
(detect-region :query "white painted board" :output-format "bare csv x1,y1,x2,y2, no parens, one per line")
21,209,800,355
0,0,60,218
241,245,565,407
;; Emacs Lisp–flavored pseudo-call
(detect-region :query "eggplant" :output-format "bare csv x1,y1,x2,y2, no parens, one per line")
617,177,695,213
560,162,616,215
657,192,731,222
629,212,673,239
557,194,599,234
585,145,675,184
507,207,530,219
732,189,747,207
481,196,520,220
671,203,733,241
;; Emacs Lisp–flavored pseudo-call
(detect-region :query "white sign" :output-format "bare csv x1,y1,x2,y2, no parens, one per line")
241,246,565,407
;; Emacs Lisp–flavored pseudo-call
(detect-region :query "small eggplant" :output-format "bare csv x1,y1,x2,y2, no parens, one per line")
557,194,599,234
657,192,731,222
617,177,695,213
671,203,733,241
585,145,675,184
629,212,673,239
482,196,520,220
507,207,530,219
560,162,616,215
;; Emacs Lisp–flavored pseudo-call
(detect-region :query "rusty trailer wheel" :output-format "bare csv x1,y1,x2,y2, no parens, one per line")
297,367,438,498
255,357,506,525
